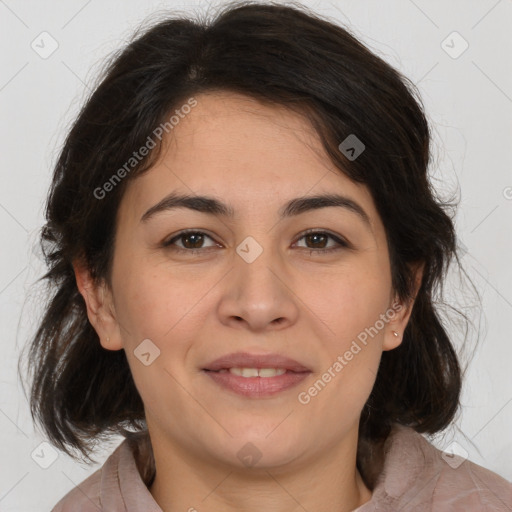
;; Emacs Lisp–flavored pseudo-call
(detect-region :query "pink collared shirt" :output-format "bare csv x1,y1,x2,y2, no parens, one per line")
51,424,512,511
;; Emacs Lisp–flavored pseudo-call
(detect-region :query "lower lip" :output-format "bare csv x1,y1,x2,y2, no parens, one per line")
203,370,311,397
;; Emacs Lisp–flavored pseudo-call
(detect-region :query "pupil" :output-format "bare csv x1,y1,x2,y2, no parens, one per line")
185,233,203,248
308,233,326,248
181,233,327,250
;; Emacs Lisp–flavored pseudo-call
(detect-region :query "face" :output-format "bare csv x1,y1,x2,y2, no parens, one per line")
77,91,418,472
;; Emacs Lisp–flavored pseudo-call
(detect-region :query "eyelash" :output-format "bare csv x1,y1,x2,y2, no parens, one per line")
162,229,350,255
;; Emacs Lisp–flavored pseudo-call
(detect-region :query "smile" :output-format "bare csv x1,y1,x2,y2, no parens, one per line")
203,368,311,397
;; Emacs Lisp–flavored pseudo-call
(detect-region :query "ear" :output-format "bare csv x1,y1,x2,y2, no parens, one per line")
72,258,123,351
383,261,425,351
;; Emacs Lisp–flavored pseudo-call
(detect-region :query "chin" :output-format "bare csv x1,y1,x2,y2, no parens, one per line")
224,425,303,468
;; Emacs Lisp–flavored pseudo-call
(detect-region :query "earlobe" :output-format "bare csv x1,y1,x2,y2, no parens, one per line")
386,329,402,351
383,324,404,351
383,261,425,351
72,259,123,351
383,298,410,351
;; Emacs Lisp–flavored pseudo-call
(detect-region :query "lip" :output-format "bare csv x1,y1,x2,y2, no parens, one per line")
202,351,311,372
202,351,312,398
203,370,310,398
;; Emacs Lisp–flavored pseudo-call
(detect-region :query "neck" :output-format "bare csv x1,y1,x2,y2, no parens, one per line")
147,425,373,512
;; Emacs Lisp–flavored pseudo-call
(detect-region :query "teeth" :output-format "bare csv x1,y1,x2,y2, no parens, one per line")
228,367,287,377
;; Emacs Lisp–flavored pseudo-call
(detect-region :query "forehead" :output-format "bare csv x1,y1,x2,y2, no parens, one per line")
119,91,380,230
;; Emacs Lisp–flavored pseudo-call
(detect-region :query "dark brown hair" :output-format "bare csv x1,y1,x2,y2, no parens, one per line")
19,0,473,489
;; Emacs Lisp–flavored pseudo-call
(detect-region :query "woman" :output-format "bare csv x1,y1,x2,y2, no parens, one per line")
21,1,512,510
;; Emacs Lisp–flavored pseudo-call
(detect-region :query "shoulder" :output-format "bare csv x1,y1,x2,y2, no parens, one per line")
430,447,512,509
51,466,103,512
370,424,512,510
50,441,125,512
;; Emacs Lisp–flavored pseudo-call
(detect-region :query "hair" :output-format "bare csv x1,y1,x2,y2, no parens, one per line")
19,0,473,489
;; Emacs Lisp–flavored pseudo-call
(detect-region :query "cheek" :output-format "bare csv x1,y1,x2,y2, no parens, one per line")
112,250,200,337
300,273,389,423
113,266,209,422
309,262,392,346
112,260,220,384
302,264,391,406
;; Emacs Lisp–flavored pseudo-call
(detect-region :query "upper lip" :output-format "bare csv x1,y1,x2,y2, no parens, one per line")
203,352,311,372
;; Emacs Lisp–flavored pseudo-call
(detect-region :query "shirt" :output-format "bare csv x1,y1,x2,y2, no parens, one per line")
51,423,512,511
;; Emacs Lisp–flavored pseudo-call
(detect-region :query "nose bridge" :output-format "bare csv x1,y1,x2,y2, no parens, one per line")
219,231,298,329
234,233,281,294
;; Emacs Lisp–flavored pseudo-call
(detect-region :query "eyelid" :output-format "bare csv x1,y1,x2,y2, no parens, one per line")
294,228,350,248
162,229,220,251
162,228,350,254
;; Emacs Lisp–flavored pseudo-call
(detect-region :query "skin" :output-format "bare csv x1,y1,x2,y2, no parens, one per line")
74,91,423,512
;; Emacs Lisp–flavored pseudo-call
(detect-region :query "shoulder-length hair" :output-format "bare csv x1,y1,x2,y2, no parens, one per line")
20,0,470,489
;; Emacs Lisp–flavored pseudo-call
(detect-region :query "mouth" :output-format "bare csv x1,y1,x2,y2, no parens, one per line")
203,367,308,377
202,368,311,397
201,352,312,397
203,351,311,373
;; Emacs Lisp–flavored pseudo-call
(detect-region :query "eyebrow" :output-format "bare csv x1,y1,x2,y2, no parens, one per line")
140,192,372,231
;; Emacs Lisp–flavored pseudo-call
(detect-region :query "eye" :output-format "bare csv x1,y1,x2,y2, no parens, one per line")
162,230,219,254
293,229,350,254
162,228,349,255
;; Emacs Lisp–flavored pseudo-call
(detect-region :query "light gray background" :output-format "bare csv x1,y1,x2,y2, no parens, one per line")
1,0,511,510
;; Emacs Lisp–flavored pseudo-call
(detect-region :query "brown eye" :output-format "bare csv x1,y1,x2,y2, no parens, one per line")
304,232,329,249
163,230,218,252
178,232,206,249
294,230,349,254
162,229,349,256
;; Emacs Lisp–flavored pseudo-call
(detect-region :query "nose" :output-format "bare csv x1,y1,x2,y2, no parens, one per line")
216,239,300,332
